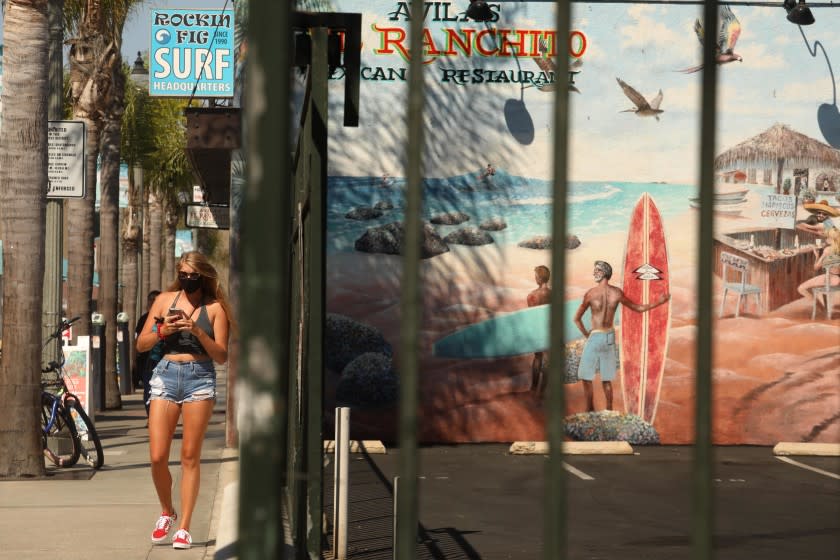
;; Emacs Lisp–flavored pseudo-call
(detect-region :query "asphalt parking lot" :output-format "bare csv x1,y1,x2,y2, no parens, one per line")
324,445,840,559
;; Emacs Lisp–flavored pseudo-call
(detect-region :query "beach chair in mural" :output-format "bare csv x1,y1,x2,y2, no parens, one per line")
719,252,761,318
811,256,840,320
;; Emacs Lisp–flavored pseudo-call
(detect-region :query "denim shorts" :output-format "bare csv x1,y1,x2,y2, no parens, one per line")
148,358,216,404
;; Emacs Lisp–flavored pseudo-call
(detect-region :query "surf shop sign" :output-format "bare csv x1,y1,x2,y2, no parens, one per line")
334,1,587,89
150,9,235,98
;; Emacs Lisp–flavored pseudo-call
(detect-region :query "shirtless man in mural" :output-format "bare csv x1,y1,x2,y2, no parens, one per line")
573,261,670,412
526,265,551,395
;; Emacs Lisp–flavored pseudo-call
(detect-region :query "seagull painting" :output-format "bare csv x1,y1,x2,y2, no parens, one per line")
616,78,664,121
531,38,583,93
679,5,742,74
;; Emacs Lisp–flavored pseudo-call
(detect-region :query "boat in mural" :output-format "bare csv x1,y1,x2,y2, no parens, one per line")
688,187,749,216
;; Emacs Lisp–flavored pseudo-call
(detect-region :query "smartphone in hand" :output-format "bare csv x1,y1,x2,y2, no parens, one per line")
167,307,187,320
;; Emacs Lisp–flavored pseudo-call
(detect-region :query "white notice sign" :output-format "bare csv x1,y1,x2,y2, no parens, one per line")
48,121,86,199
759,193,796,229
185,204,230,230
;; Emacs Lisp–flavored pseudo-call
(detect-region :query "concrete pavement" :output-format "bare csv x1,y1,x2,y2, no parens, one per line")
0,367,238,560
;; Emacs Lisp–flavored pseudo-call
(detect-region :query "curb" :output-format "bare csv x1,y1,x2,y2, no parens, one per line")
323,440,387,454
509,441,634,455
772,442,840,456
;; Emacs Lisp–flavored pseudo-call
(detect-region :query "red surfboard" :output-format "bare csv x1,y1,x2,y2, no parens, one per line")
620,193,671,423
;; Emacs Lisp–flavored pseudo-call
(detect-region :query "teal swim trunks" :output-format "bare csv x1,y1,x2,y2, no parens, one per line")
579,330,617,381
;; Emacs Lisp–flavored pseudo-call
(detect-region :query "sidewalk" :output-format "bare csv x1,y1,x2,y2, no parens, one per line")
0,367,239,560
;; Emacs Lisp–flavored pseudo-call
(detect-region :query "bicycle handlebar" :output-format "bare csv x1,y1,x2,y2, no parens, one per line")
47,316,81,342
42,360,61,373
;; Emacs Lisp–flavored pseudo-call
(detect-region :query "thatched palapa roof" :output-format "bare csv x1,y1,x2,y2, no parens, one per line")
714,123,840,171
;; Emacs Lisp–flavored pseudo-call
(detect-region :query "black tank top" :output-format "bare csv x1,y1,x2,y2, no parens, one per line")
163,294,215,355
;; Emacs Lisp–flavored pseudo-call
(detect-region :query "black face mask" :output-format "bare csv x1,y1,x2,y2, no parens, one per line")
179,277,202,294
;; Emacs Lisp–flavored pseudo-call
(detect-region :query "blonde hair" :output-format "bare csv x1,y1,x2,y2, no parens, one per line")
169,251,236,332
828,227,840,254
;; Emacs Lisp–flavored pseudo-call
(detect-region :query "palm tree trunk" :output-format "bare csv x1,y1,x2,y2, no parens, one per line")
0,0,50,478
163,202,179,284
122,168,142,376
149,192,164,291
141,188,151,299
66,118,100,337
99,117,123,408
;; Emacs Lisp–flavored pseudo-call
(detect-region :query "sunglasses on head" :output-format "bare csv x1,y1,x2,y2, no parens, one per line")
178,272,201,280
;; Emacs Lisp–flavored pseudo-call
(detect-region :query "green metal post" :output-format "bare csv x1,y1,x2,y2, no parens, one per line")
239,0,292,558
545,1,571,559
43,0,64,365
305,27,328,559
395,0,426,557
693,1,719,559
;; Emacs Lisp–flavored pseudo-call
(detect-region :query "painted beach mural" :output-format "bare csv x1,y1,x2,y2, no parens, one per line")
317,1,840,445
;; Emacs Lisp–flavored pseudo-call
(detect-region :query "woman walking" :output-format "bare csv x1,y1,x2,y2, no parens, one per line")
136,251,232,549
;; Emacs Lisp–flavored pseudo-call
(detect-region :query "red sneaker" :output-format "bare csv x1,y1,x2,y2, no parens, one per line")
151,512,177,543
172,529,192,550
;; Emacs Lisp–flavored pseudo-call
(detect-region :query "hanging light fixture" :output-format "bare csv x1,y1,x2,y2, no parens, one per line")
129,51,149,91
466,0,494,22
784,0,815,25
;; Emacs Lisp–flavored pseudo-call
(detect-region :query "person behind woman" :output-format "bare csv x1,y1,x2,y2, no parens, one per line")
797,227,840,308
136,251,232,549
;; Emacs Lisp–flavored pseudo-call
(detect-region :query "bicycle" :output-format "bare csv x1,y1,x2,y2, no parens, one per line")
41,316,105,469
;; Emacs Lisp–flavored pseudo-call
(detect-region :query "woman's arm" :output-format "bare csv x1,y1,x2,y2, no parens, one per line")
136,293,171,352
813,246,836,271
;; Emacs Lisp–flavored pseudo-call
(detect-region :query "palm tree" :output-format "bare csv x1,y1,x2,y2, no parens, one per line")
65,0,144,408
0,0,51,478
120,60,153,366
64,0,110,342
143,95,194,287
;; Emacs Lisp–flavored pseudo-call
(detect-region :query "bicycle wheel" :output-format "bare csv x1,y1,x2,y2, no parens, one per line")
65,396,104,469
41,393,81,468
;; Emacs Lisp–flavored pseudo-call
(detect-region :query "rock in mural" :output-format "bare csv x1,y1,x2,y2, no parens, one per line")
430,211,471,225
325,313,392,372
479,217,507,231
335,352,399,408
565,410,660,445
345,207,383,220
354,221,450,258
443,227,495,246
518,234,581,250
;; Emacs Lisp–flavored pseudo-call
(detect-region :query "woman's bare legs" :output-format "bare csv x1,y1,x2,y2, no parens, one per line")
177,399,215,531
798,273,839,306
149,399,182,514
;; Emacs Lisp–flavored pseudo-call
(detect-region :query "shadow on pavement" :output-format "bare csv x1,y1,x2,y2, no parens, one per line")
323,450,484,559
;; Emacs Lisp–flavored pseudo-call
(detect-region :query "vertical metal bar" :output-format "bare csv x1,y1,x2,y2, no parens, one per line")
240,0,292,558
336,407,350,560
396,0,426,557
291,93,311,554
545,1,571,559
333,408,341,556
392,476,400,560
693,1,719,559
307,26,328,559
44,0,64,366
342,13,362,127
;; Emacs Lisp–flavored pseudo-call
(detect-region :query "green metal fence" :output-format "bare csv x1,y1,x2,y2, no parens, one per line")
240,0,720,558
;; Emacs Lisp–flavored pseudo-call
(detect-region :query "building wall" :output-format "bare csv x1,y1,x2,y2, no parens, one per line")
320,1,840,444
